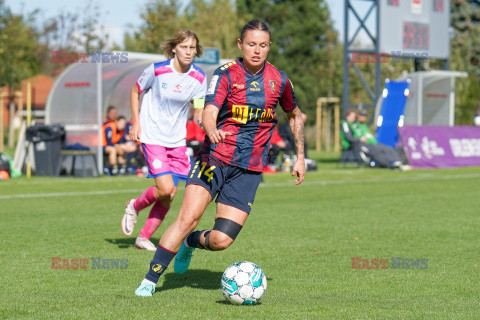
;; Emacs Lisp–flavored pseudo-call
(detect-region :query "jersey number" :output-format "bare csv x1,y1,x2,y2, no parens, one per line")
190,161,216,182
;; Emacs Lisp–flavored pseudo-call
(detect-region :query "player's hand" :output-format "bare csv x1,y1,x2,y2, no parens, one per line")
129,123,141,142
208,129,232,144
291,158,305,185
360,136,367,143
193,108,203,126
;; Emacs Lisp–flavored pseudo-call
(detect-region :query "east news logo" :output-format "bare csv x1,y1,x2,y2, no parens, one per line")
51,257,128,269
351,257,428,270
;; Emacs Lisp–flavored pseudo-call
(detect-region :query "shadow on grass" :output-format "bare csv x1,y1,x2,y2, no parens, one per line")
157,270,274,296
157,269,223,292
104,237,159,249
215,300,263,306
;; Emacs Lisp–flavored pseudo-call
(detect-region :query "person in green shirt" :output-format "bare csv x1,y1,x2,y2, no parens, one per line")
340,108,367,151
353,109,377,145
351,109,411,170
341,108,411,169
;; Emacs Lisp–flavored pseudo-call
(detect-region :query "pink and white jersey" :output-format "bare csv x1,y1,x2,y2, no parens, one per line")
136,59,207,147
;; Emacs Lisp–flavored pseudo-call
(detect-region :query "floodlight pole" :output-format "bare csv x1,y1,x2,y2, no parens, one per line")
96,58,103,174
343,0,381,119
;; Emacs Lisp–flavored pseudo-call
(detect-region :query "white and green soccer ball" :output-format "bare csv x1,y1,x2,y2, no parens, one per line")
221,261,267,305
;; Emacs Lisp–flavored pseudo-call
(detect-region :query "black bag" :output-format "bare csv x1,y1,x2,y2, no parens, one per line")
0,153,11,175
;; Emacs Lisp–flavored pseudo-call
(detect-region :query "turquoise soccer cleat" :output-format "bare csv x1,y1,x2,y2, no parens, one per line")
135,283,155,297
174,243,195,274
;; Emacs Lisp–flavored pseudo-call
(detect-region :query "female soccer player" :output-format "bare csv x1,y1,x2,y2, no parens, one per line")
134,20,306,296
121,29,207,251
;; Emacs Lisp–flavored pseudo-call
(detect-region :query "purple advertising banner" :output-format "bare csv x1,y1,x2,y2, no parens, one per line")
399,126,480,168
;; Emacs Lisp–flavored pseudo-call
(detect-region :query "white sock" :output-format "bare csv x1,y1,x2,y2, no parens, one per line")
141,279,156,286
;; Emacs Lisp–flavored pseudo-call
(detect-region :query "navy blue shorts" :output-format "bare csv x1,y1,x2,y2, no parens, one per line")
186,154,262,214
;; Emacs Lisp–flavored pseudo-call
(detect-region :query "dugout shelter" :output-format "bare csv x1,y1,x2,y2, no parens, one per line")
45,51,228,173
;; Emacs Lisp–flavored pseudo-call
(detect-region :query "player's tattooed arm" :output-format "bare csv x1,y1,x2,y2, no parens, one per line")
287,107,305,159
287,107,305,185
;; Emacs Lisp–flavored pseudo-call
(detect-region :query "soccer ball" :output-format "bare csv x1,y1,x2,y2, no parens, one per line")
221,261,267,305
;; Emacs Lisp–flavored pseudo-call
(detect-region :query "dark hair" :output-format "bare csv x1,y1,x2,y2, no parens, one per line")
117,115,126,122
162,29,204,59
240,20,271,42
107,106,116,113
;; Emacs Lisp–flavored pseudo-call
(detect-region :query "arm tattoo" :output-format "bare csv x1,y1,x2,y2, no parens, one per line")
289,113,305,157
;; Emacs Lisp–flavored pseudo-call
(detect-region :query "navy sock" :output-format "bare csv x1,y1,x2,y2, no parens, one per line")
145,245,176,284
186,230,207,248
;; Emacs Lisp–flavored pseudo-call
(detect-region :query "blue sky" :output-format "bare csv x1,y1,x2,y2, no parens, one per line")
6,0,353,47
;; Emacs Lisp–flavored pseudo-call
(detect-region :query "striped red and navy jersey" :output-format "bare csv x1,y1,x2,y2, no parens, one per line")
202,58,298,172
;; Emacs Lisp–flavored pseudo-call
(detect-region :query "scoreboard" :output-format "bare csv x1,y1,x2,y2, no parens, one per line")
379,0,450,59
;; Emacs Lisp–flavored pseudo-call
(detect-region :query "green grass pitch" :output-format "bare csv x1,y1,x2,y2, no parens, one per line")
1,154,479,319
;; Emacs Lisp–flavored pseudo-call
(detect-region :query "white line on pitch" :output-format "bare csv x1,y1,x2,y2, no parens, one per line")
0,189,145,200
1,172,479,200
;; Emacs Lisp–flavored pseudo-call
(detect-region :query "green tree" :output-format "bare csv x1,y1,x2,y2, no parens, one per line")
124,0,183,53
37,1,109,76
184,0,243,59
38,10,80,76
450,0,480,123
0,0,41,91
125,0,242,58
74,0,109,53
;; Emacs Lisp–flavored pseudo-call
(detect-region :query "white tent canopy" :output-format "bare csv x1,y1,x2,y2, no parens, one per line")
45,51,229,172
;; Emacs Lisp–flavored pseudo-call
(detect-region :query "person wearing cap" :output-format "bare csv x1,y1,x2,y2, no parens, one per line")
354,109,377,145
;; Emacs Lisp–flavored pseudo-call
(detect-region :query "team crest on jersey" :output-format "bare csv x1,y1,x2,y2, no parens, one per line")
269,80,276,94
250,81,261,92
162,82,167,89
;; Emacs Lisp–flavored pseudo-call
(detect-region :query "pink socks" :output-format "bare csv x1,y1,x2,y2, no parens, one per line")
139,201,170,239
133,186,158,212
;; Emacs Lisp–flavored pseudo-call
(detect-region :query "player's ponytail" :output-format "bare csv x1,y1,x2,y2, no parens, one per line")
240,20,271,42
162,29,204,59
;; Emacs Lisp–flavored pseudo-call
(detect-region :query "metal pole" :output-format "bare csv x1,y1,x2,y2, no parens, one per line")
316,99,321,151
26,83,31,126
375,0,381,108
342,0,350,117
417,76,423,125
18,92,23,137
26,82,31,178
0,92,4,152
96,58,103,174
449,77,455,126
8,101,15,148
334,100,340,153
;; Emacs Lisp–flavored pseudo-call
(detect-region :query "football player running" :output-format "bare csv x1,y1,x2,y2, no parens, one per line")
121,29,207,251
135,20,305,296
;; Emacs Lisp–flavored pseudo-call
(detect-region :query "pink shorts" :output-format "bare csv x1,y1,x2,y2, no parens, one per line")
142,143,191,185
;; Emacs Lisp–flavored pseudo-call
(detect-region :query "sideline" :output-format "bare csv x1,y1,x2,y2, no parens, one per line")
1,172,480,200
